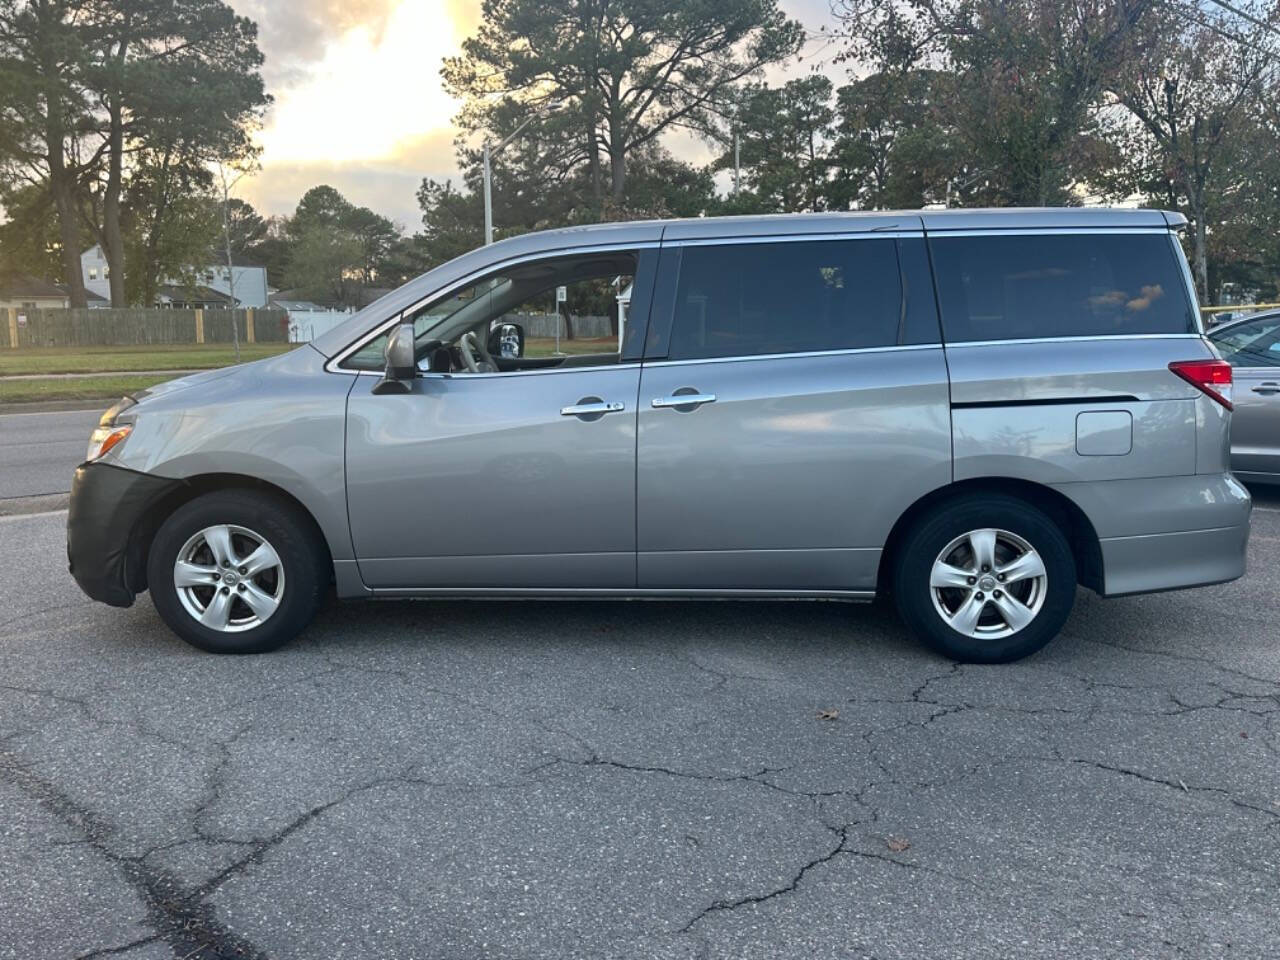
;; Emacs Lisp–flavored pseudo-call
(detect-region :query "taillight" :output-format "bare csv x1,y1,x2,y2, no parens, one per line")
1169,359,1233,410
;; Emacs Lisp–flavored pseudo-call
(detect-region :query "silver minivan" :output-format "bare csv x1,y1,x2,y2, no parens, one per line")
67,208,1252,662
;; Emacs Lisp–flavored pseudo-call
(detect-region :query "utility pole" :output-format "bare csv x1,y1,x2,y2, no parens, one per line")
218,163,243,362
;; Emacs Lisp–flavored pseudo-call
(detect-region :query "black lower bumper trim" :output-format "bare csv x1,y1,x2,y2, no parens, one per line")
67,461,181,607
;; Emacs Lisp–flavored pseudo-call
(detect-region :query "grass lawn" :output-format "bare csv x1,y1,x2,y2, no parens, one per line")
0,337,617,405
0,342,297,376
524,336,619,357
0,373,178,405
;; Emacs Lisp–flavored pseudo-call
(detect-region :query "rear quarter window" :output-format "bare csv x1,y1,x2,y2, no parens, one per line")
929,232,1197,342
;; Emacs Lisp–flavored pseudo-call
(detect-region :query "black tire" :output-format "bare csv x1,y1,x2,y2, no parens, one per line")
147,489,329,654
892,494,1076,663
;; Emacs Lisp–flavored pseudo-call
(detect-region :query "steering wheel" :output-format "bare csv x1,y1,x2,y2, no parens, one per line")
459,332,496,373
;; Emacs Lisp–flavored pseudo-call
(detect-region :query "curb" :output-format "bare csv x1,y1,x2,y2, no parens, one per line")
0,493,71,517
0,399,109,415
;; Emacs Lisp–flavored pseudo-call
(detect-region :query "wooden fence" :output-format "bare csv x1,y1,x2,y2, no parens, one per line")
1,307,290,348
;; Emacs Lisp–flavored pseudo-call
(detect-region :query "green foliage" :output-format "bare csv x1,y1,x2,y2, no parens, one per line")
828,69,958,210
0,182,82,279
714,76,834,213
444,0,803,209
119,151,221,305
831,0,1280,303
415,178,483,270
413,142,715,273
123,182,220,305
283,185,400,305
0,0,99,302
1104,0,1280,299
284,224,364,306
0,0,269,305
616,144,718,219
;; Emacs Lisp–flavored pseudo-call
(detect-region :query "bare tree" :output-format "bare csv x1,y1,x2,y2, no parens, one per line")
1107,0,1280,298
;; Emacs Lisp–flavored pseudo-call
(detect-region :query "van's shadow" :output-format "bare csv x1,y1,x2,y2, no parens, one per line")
303,595,921,659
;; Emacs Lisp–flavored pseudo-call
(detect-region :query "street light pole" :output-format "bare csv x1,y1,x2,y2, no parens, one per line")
732,104,740,196
483,141,494,246
481,102,563,245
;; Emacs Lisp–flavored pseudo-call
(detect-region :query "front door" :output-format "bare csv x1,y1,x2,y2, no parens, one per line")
347,365,641,589
1231,364,1280,481
1211,314,1280,481
635,235,952,592
343,245,656,590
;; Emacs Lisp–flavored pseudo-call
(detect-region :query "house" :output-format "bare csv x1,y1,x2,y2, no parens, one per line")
80,245,270,308
191,260,269,309
79,245,113,302
267,290,328,314
155,284,235,310
59,285,109,308
0,272,70,311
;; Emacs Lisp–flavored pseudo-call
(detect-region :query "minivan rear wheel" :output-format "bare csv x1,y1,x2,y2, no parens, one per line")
892,495,1076,663
147,490,329,654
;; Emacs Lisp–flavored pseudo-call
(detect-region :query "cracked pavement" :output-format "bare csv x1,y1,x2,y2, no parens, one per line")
1,490,1278,959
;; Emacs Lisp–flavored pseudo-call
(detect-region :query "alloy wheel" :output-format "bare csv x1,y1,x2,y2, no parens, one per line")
929,528,1047,639
173,524,285,633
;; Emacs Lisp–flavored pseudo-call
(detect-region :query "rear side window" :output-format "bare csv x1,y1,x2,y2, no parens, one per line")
664,238,902,360
929,233,1196,342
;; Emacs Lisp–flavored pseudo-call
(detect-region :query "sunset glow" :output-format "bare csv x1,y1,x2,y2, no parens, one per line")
256,1,467,167
231,0,825,224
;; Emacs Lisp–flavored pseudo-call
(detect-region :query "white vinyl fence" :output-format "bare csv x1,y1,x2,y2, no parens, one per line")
285,309,615,344
285,310,357,343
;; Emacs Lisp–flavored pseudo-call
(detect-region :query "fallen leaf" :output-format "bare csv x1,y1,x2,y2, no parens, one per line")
817,708,839,721
887,837,910,853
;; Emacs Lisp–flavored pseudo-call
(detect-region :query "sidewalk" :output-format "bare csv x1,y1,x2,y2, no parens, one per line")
0,368,203,380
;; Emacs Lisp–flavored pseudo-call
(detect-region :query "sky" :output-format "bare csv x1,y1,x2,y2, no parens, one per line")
229,0,840,230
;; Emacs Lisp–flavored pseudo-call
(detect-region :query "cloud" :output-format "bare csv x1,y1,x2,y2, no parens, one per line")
230,0,401,88
228,0,832,223
238,128,460,228
231,0,480,90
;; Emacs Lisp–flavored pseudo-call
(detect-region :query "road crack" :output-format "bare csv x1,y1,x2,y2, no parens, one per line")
679,824,851,932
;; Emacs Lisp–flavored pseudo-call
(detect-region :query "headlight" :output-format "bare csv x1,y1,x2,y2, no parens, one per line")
86,424,132,462
87,396,137,461
98,396,136,426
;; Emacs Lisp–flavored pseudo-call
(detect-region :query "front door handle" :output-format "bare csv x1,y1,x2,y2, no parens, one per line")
560,399,625,417
1252,382,1280,395
652,392,716,410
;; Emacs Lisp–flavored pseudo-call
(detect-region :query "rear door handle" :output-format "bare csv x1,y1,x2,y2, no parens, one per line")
652,392,716,410
1251,383,1280,395
560,400,625,417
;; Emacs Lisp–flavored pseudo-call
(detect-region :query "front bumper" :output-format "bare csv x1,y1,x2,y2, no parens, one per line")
67,461,180,607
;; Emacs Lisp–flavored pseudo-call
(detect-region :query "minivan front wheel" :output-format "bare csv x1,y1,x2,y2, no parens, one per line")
893,495,1076,663
147,490,329,654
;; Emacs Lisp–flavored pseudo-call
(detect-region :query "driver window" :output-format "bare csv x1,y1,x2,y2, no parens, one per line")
342,249,644,373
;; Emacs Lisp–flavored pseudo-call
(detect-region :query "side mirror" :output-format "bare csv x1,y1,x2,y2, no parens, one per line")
372,322,416,395
488,322,524,359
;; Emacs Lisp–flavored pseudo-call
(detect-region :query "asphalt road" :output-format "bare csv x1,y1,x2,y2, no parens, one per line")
1,488,1279,959
0,408,100,500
